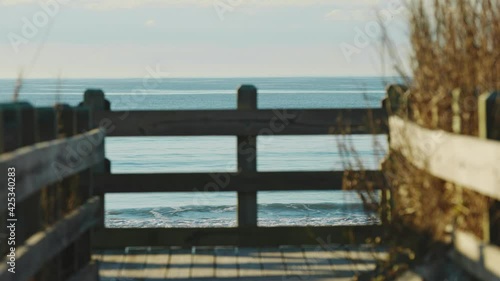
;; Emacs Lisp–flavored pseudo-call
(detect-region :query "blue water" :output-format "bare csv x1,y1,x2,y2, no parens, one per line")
0,77,397,227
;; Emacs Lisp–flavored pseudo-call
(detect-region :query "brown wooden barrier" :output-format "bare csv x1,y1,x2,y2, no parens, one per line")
0,102,105,281
0,84,388,280
385,86,500,281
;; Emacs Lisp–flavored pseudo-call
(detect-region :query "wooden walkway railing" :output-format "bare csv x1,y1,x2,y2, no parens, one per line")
82,85,387,249
0,103,105,281
2,83,495,280
385,86,500,281
0,85,388,281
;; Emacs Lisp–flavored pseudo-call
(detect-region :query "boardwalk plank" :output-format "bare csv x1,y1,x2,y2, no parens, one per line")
143,248,170,279
166,248,192,279
281,246,310,278
327,245,379,275
260,247,286,277
119,248,147,279
237,247,262,278
302,245,334,276
98,250,125,281
94,245,387,280
191,247,215,279
214,247,238,278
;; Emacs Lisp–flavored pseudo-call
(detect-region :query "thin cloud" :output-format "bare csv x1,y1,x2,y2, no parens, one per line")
144,19,156,27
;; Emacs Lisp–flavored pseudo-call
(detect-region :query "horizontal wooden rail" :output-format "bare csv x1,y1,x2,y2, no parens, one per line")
96,171,383,193
0,128,105,204
0,197,101,281
95,108,388,136
451,230,500,281
389,116,500,201
92,225,383,248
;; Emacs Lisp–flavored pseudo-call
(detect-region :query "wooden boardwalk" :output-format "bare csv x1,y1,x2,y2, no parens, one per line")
94,245,387,281
1,85,497,281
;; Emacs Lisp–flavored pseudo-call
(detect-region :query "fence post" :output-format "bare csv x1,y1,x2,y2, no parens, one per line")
0,102,35,257
36,107,58,226
82,89,110,229
0,103,22,153
381,84,408,224
55,103,81,280
74,105,94,274
35,106,62,281
14,103,38,244
479,91,499,245
237,85,258,227
383,84,409,117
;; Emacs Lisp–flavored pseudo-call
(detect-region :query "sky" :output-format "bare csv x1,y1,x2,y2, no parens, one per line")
0,0,410,79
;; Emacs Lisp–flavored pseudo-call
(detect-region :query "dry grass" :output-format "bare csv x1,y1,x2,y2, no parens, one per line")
390,0,499,240
405,0,500,134
351,1,500,278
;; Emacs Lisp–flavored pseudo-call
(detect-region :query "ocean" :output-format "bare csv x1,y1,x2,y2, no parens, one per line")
0,77,397,228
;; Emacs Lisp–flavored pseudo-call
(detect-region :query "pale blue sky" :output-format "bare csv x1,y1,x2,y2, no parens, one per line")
0,0,409,78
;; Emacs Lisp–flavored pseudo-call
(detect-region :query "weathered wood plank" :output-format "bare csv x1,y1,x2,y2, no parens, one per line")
96,170,383,193
92,225,382,249
191,247,215,278
303,244,381,277
35,107,57,142
97,250,125,281
0,102,35,152
281,246,310,277
73,106,93,274
143,248,169,279
0,128,105,204
260,247,285,277
302,246,334,275
237,85,258,227
479,91,500,245
82,89,109,229
238,247,262,278
451,230,500,281
56,104,79,280
118,248,147,279
94,108,388,136
166,248,192,279
0,102,39,253
214,247,238,278
479,91,499,140
389,116,500,201
186,276,349,281
34,107,61,281
0,197,101,281
93,246,380,281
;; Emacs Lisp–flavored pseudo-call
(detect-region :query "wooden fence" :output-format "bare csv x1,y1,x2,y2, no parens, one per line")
85,85,387,248
0,85,387,281
0,102,105,281
385,85,500,281
1,83,496,280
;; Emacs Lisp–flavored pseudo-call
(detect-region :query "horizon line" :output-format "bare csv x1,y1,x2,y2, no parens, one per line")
0,75,404,80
